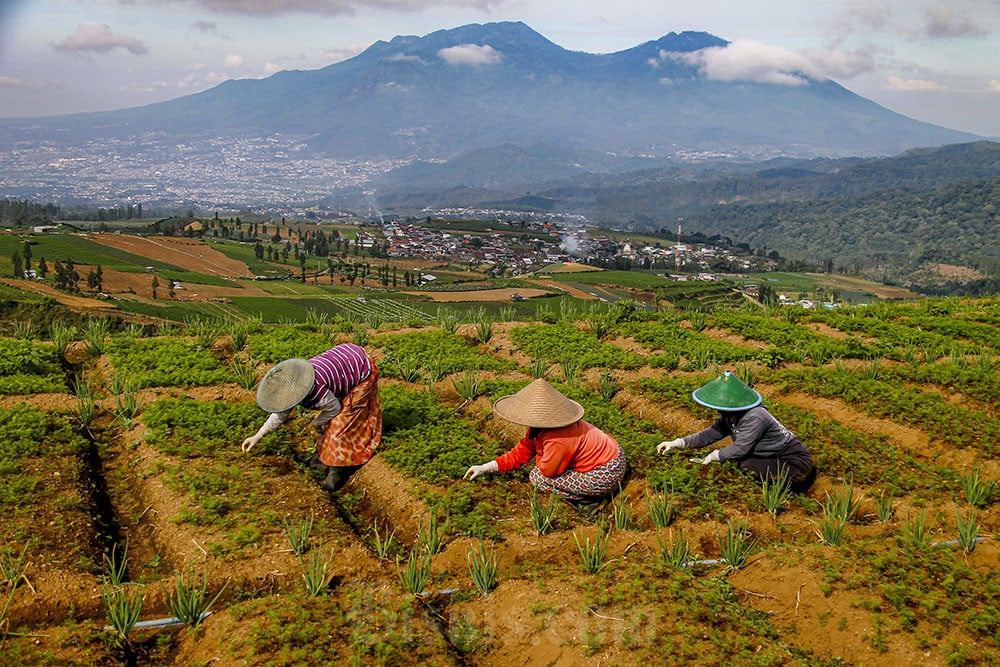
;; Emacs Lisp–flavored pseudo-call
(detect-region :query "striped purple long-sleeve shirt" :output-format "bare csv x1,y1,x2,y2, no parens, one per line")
302,343,372,408
251,343,373,440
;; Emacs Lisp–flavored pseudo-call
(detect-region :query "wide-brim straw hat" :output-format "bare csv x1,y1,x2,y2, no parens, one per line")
492,378,584,428
692,371,762,411
256,358,316,412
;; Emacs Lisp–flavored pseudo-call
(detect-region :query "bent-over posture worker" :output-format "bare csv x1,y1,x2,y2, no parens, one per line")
464,378,627,513
241,342,381,492
658,371,816,494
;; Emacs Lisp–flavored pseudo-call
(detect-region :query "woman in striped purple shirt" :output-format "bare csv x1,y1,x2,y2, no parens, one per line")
242,343,382,491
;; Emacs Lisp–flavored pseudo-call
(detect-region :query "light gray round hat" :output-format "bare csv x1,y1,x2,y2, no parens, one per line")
256,358,315,412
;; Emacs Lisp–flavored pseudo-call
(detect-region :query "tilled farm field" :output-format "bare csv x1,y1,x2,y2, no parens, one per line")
2,298,1000,666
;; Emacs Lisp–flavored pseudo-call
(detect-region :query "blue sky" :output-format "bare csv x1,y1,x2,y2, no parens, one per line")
0,0,998,137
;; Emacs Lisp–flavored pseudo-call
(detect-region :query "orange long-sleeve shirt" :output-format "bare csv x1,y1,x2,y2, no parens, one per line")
494,420,620,478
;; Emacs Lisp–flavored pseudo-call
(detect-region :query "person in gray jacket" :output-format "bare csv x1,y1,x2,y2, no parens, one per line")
657,371,816,494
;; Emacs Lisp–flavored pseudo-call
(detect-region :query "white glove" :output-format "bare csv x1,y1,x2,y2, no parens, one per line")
657,438,686,455
241,435,262,453
690,449,721,465
242,412,287,453
464,460,499,480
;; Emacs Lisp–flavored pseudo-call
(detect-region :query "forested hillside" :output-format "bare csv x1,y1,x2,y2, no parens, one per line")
680,177,1000,280
575,141,1000,226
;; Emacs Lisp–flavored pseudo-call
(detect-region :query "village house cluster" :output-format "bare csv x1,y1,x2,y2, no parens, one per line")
380,218,774,277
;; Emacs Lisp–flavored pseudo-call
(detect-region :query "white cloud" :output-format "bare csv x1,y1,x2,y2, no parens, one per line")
387,53,427,64
659,39,879,86
176,65,230,90
437,43,501,65
986,80,1000,92
800,47,877,79
317,45,367,64
887,76,946,91
202,71,228,84
828,0,892,46
52,24,148,56
225,53,244,67
663,40,827,86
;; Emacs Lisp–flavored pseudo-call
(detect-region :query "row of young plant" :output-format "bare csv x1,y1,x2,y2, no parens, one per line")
6,320,1000,662
43,306,999,536
617,317,780,368
803,307,983,357
509,322,648,369
767,365,1000,458
703,304,1000,367
0,405,94,558
327,295,436,325
632,370,999,658
0,338,66,394
851,353,1000,406
636,366,997,500
708,309,873,359
893,312,1000,350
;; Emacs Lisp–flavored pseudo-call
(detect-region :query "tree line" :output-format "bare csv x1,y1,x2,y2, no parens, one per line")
679,178,1000,289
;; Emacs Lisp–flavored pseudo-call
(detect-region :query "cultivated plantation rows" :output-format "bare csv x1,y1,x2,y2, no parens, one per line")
1,297,999,665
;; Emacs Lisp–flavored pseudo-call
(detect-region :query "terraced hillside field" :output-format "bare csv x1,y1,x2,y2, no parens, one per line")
1,296,999,666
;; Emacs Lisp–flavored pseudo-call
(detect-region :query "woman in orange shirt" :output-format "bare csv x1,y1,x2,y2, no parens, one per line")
464,379,627,510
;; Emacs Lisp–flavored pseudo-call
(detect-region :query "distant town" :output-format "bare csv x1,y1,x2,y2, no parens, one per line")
0,133,404,212
377,219,776,279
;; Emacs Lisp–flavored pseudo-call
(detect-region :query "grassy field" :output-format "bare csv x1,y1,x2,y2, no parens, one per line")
0,234,190,275
740,271,919,302
541,269,672,289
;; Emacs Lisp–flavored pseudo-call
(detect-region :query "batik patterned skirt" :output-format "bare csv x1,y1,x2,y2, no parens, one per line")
318,363,381,467
529,444,627,501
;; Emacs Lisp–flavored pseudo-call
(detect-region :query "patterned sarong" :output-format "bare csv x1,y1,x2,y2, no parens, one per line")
529,445,627,501
317,363,381,467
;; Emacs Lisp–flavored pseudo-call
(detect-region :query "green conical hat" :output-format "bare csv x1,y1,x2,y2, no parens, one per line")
692,371,762,411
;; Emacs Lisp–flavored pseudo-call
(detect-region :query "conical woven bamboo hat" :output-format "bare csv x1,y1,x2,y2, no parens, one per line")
692,371,762,411
256,358,315,412
492,378,584,428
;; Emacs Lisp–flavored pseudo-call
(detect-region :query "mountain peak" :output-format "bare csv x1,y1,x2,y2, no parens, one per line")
0,21,979,162
365,21,555,54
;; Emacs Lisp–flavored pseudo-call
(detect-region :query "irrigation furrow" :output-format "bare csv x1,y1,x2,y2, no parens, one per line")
77,431,128,582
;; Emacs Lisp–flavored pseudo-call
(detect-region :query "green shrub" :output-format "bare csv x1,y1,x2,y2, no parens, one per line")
0,339,64,394
377,329,513,377
143,398,266,458
244,327,330,364
510,323,645,370
381,418,496,484
0,405,85,459
106,337,230,388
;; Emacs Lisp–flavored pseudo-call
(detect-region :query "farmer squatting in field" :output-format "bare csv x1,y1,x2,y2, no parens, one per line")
464,378,628,514
241,343,381,492
658,371,816,494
